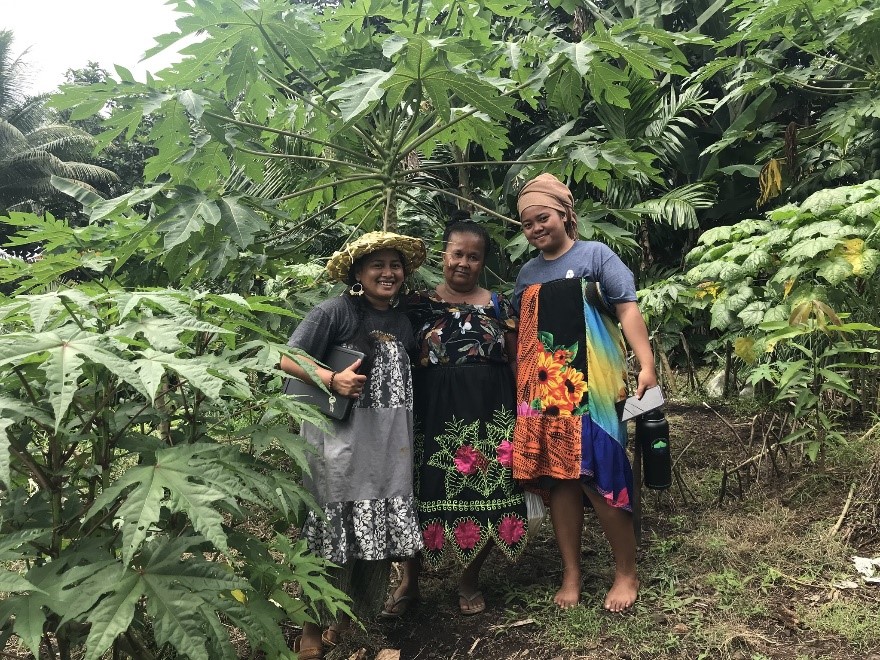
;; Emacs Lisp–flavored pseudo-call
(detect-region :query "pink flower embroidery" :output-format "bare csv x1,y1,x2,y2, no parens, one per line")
497,515,526,545
517,401,541,417
496,440,513,468
605,487,630,508
423,522,445,551
454,445,487,475
454,520,481,550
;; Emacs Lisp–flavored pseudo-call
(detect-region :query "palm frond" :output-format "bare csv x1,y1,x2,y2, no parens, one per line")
645,85,712,164
631,182,718,229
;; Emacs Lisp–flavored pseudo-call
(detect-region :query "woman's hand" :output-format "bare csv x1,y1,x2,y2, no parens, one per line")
635,366,658,398
331,359,367,398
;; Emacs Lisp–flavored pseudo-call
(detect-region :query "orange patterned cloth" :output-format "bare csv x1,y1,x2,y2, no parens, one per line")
512,278,633,510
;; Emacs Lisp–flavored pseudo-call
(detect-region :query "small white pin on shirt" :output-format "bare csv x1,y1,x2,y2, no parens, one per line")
565,269,574,278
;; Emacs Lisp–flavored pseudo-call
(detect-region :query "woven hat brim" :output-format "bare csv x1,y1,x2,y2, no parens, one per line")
325,232,427,282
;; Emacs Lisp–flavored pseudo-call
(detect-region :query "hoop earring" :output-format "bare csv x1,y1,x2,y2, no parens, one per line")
349,282,364,296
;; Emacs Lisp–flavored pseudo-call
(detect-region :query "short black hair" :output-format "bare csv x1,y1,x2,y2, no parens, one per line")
442,211,490,260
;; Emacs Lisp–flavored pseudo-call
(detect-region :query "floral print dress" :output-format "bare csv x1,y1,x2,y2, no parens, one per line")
408,291,528,567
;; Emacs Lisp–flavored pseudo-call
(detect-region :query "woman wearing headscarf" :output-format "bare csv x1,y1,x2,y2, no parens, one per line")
512,174,657,612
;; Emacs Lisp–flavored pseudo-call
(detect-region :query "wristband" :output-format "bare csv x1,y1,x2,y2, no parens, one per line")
328,371,338,392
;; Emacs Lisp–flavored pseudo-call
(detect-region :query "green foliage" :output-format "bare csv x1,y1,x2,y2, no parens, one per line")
0,31,117,219
0,173,350,657
696,0,880,207
48,0,702,276
680,180,880,455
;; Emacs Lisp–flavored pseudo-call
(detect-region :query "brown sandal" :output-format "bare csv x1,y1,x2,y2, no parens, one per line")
292,635,324,660
379,593,418,619
458,590,486,615
321,628,340,648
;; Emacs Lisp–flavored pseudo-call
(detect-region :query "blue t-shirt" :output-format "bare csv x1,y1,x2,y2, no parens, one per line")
513,241,636,311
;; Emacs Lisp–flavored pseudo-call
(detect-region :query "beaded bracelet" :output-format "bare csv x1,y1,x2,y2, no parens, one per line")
328,371,338,392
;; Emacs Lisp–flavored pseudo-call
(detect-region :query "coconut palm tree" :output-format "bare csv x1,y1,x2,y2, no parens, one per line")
0,30,116,218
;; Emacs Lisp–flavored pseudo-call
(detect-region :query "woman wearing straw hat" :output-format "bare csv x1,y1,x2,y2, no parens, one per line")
280,231,427,659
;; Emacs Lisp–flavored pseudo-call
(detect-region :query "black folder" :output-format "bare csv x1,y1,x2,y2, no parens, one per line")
283,345,365,421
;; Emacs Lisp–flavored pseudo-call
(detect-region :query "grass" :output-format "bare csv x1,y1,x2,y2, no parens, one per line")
469,403,880,660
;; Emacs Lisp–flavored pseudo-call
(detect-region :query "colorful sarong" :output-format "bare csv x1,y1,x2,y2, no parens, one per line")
513,278,633,510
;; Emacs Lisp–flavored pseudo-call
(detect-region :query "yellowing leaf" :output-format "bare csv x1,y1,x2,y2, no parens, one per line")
838,238,865,275
231,589,247,603
783,278,795,298
733,337,757,364
757,158,783,207
694,281,720,300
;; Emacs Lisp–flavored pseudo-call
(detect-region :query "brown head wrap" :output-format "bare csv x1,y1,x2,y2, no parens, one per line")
516,173,578,239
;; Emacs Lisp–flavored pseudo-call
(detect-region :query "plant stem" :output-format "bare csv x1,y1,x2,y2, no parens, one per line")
233,146,382,173
400,156,563,175
59,298,86,331
273,174,385,202
202,111,365,160
405,182,520,225
260,184,384,245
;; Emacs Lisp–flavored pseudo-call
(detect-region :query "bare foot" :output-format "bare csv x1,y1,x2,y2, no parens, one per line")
554,571,582,609
604,573,639,612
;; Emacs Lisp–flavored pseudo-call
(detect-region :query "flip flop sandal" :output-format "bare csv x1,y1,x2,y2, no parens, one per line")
321,628,340,648
292,634,324,660
379,593,418,619
458,590,486,616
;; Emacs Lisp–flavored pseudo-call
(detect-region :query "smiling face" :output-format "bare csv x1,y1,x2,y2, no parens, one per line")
353,248,405,309
520,205,573,259
443,230,486,294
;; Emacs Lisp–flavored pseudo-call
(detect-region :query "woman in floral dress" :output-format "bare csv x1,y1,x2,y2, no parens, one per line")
382,217,528,618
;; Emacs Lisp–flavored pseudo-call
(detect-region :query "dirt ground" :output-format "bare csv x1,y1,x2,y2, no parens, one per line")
317,402,880,660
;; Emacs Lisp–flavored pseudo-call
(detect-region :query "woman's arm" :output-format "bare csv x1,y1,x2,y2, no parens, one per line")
279,354,365,398
615,301,657,397
505,330,518,378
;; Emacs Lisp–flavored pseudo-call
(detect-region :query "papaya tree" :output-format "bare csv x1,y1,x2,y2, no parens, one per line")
49,0,699,283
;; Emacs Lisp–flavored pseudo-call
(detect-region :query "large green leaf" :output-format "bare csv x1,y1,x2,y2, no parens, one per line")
0,570,43,593
82,573,142,660
328,69,394,123
217,196,269,249
87,446,233,565
158,192,223,250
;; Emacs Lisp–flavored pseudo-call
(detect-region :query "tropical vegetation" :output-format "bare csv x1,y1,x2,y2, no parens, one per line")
0,0,878,658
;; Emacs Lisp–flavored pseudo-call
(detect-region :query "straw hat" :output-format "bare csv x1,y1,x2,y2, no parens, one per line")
325,231,427,283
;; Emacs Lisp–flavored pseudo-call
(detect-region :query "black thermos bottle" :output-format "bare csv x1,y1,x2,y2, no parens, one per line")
636,409,671,490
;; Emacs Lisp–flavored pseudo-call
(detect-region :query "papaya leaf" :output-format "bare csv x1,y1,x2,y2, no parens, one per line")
145,589,208,660
87,446,234,565
0,570,44,594
10,595,45,658
217,196,269,249
327,69,394,123
82,573,142,660
157,193,223,251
